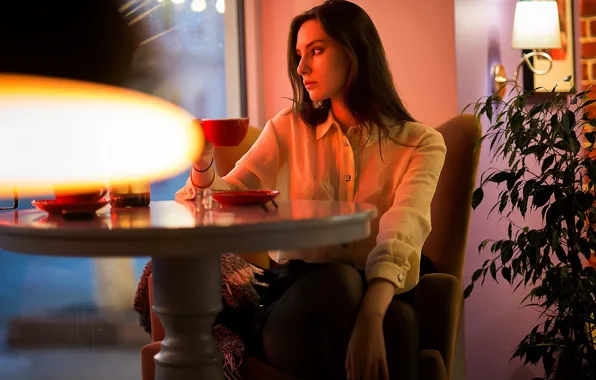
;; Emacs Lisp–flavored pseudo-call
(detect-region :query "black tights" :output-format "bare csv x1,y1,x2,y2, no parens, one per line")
260,263,419,380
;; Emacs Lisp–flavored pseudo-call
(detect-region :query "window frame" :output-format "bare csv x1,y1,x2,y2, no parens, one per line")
223,0,248,118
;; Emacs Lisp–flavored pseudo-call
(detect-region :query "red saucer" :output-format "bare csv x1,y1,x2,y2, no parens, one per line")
31,198,109,216
211,190,280,206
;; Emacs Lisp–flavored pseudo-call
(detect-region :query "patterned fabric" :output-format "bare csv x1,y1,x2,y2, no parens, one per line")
133,254,266,380
133,260,154,334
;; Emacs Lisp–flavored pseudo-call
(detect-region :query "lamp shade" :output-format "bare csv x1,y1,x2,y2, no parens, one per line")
0,74,204,197
511,1,562,49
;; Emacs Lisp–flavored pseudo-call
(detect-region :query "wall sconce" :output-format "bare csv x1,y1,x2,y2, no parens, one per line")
491,1,562,99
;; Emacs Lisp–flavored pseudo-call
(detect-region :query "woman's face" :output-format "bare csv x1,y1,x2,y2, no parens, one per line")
295,19,351,103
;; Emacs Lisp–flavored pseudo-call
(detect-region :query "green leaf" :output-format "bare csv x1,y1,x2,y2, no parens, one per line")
554,140,568,152
510,187,520,207
566,109,576,129
520,197,529,217
568,135,581,155
501,267,512,283
549,113,559,131
545,204,562,226
485,96,493,121
472,188,484,209
490,262,497,281
522,145,543,156
528,103,545,118
562,111,570,132
523,180,537,198
587,159,596,182
555,246,567,263
499,193,508,213
507,174,517,191
463,283,474,298
541,155,555,172
501,241,514,264
488,171,510,183
472,268,484,281
580,99,596,109
533,187,553,208
549,227,560,250
578,237,591,257
477,239,490,252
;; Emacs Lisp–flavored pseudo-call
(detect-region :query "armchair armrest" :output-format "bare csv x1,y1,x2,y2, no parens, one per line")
415,273,462,377
419,349,448,380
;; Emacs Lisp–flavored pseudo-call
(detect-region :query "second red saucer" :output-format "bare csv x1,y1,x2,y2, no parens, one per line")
31,198,109,216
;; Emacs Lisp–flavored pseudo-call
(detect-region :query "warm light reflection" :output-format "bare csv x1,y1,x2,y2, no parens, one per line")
0,74,203,197
215,0,225,14
191,0,207,12
110,207,152,228
171,0,185,4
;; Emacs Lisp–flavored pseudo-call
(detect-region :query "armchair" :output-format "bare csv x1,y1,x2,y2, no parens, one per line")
140,114,482,379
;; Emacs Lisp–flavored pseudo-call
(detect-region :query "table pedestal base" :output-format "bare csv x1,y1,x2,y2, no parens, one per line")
152,255,223,380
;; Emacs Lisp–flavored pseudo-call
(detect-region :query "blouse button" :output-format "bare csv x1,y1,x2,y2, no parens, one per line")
344,174,351,182
398,274,405,282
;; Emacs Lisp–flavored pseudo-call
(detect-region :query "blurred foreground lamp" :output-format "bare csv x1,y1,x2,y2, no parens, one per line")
0,74,203,198
0,0,204,199
491,0,562,99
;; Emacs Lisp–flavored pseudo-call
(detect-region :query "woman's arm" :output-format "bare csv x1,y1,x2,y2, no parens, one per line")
346,129,446,379
353,129,446,362
175,118,283,202
365,129,446,296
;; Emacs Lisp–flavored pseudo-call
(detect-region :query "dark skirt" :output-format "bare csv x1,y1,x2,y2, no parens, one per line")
248,254,437,358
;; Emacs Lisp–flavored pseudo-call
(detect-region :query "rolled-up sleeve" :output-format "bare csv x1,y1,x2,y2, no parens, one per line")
175,118,282,201
365,130,446,294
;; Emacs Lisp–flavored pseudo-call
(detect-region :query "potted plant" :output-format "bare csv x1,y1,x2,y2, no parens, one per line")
464,78,596,379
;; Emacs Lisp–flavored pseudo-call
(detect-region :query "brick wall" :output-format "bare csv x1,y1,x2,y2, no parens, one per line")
581,0,596,87
580,0,596,122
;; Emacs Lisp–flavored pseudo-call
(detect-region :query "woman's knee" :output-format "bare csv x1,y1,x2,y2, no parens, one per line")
262,263,364,375
267,263,363,322
303,263,364,308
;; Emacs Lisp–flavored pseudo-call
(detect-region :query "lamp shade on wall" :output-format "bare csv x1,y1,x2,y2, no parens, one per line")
0,74,203,197
511,1,562,49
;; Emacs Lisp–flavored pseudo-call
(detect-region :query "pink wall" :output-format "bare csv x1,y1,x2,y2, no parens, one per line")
244,0,575,379
247,0,458,128
455,1,582,379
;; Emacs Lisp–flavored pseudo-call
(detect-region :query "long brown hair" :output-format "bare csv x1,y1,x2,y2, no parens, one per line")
287,0,415,139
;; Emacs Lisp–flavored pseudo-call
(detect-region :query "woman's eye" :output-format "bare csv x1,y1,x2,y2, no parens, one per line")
312,48,322,55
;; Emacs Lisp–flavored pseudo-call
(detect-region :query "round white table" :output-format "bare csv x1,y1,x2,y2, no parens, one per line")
0,200,376,380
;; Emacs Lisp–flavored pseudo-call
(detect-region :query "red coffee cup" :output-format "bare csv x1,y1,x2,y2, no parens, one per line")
199,118,249,147
54,187,108,204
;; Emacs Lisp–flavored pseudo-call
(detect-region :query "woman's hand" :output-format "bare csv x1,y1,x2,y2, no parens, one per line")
193,118,214,165
345,314,389,380
346,278,395,380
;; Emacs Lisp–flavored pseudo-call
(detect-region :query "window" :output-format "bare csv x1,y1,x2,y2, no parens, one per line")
0,1,245,378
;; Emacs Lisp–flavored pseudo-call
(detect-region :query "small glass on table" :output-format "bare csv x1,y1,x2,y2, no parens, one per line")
0,189,18,210
194,187,213,211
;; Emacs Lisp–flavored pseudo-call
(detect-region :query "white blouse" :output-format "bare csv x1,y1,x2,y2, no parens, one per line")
176,108,446,295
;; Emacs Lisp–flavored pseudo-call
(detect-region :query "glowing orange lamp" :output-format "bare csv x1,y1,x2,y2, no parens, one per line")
0,74,204,198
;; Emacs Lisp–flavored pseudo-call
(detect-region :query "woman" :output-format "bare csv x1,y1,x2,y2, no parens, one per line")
175,1,446,379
